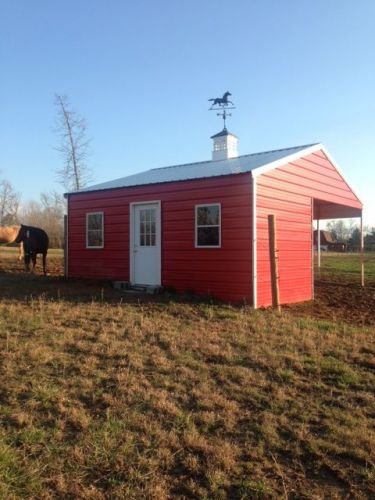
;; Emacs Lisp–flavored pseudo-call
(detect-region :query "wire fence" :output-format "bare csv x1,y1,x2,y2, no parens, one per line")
313,252,375,285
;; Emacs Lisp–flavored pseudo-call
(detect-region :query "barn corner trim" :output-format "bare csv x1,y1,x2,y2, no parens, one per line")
251,174,257,308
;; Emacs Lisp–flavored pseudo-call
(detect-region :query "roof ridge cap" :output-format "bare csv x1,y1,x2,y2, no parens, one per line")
151,143,319,171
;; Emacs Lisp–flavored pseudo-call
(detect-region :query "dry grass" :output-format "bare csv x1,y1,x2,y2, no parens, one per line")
0,248,374,498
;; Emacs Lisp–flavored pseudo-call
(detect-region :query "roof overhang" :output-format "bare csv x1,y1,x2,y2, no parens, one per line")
250,142,363,215
313,199,362,220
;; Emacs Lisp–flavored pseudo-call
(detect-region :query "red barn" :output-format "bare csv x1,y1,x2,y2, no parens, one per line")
65,130,362,307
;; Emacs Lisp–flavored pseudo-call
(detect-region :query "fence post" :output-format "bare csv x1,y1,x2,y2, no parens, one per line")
268,214,281,312
360,214,364,287
317,219,321,269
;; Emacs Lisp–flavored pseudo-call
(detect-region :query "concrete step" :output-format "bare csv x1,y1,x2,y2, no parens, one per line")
113,281,162,295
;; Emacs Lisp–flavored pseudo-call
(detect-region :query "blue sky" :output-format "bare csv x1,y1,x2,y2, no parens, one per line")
1,0,374,224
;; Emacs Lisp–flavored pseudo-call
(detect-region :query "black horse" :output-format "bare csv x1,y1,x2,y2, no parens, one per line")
15,225,49,275
208,91,233,107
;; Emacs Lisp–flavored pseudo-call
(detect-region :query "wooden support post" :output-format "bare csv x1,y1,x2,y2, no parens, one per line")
360,214,364,287
64,214,67,278
317,218,321,269
268,214,281,312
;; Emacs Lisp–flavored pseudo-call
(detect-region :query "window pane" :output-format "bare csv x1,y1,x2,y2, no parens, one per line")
88,230,103,247
197,206,219,225
88,213,102,230
87,213,103,247
150,234,156,246
140,234,145,246
197,227,219,246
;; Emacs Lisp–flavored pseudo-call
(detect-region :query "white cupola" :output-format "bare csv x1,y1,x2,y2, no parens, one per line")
211,127,239,161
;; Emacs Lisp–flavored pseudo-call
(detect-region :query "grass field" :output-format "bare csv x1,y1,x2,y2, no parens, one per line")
0,248,374,498
314,251,375,281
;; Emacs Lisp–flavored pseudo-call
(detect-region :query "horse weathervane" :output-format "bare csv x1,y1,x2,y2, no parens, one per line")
208,91,236,129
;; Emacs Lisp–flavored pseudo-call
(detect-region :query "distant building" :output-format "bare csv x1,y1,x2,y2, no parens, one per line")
313,230,347,252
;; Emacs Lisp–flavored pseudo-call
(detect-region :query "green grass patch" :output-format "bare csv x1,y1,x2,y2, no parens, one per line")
315,251,375,280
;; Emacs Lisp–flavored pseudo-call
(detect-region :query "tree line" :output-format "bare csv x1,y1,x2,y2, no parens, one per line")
0,95,92,248
326,220,375,251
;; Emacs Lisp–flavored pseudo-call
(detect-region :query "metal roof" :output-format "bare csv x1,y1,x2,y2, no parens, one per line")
71,143,318,194
210,127,238,139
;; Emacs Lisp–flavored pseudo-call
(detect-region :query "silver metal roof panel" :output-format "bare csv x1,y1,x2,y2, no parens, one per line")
72,143,318,194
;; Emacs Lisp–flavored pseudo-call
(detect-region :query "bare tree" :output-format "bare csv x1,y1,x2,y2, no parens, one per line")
326,219,357,242
20,191,65,248
0,179,20,225
54,94,92,191
40,190,65,212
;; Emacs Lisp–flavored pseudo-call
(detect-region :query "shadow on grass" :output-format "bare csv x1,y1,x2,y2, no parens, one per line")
0,270,223,307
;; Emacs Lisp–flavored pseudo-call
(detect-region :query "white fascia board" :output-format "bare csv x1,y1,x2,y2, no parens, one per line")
251,143,323,178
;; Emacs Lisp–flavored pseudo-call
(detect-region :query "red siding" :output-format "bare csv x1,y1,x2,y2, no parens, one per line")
256,149,361,307
68,174,253,302
67,147,361,307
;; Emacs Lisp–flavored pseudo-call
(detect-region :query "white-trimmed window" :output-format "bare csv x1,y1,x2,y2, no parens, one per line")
195,204,221,248
86,212,104,248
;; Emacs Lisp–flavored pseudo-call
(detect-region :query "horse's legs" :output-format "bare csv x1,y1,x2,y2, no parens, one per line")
42,252,47,276
31,254,36,274
23,240,30,272
24,259,30,272
18,242,23,261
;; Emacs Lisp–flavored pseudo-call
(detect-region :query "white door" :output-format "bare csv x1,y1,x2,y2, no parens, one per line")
131,202,161,285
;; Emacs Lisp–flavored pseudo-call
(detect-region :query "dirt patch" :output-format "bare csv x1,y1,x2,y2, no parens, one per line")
285,276,375,326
